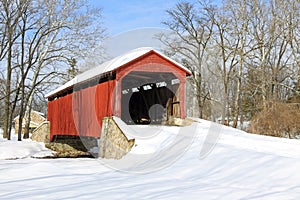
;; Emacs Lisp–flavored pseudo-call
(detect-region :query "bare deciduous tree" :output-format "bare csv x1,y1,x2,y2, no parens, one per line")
158,1,214,118
1,0,25,139
161,0,300,129
0,0,105,140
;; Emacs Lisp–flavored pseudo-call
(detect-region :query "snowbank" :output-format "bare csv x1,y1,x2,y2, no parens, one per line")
0,128,53,159
0,140,54,159
1,119,300,199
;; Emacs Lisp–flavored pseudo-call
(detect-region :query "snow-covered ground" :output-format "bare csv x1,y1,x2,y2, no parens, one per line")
0,129,54,159
1,119,300,199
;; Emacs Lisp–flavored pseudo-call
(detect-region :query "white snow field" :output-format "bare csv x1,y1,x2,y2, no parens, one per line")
1,119,300,199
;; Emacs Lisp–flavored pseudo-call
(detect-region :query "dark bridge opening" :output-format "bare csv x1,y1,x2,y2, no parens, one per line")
121,71,180,124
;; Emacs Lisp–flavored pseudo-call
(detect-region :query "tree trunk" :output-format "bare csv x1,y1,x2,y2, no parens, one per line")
3,79,10,139
197,81,203,119
17,109,24,141
23,93,34,139
17,80,26,141
233,62,243,128
3,34,13,140
17,81,27,141
192,80,199,117
297,64,300,92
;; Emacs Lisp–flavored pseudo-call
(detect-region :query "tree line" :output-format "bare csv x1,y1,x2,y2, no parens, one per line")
159,0,300,131
0,0,105,140
1,0,299,141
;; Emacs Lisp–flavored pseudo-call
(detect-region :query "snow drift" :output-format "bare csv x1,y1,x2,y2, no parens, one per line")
1,119,300,199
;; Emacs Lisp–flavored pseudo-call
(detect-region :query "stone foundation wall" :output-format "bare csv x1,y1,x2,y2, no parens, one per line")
162,116,195,126
52,135,98,152
99,117,135,160
45,142,93,158
31,121,50,143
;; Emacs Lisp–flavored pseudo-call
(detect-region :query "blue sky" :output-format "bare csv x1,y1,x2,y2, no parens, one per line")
92,0,188,35
90,0,207,57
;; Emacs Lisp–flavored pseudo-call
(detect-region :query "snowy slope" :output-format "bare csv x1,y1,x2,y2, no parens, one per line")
1,120,300,199
0,129,54,159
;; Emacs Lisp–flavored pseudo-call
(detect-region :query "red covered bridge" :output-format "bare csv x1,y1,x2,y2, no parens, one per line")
46,48,192,141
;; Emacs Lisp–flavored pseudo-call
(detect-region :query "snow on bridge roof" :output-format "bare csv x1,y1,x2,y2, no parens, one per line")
45,47,191,98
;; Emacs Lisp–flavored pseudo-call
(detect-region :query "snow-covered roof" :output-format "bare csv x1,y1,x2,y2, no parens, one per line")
32,110,45,118
13,110,45,121
45,47,191,98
